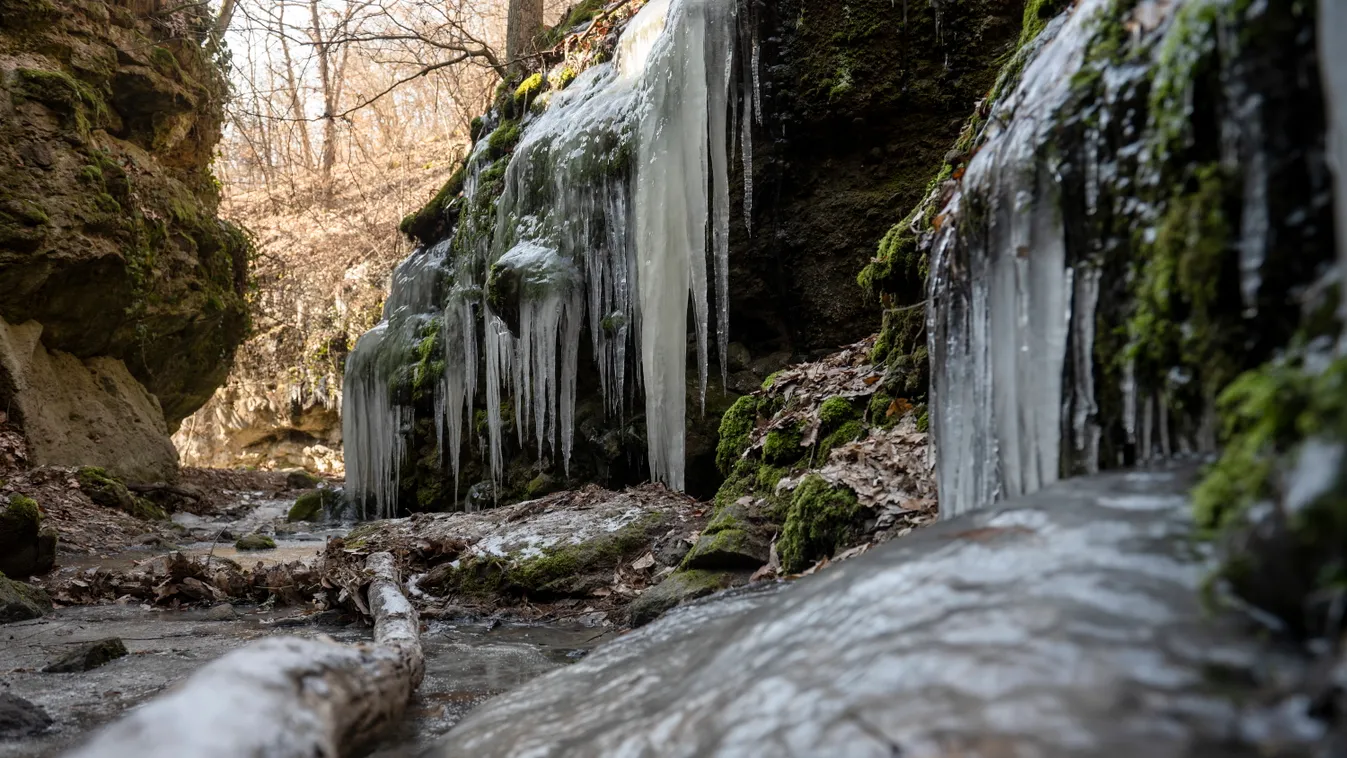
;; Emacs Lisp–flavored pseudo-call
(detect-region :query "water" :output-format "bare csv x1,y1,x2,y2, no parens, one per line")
344,0,743,516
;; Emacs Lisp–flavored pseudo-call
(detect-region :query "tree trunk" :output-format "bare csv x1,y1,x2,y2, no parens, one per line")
65,552,423,758
506,0,545,70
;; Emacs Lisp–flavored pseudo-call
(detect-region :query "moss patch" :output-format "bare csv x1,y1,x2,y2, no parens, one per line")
627,569,734,627
778,475,861,573
235,533,277,551
715,396,759,475
0,571,51,624
288,490,339,522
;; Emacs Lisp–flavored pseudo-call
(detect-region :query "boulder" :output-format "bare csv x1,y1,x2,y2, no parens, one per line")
627,570,737,628
284,470,322,490
0,572,51,624
286,489,339,522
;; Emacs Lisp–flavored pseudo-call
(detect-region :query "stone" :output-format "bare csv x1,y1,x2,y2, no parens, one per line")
287,490,339,522
0,494,53,578
0,572,51,624
235,533,276,551
627,570,736,628
43,638,128,673
284,470,321,490
0,317,179,483
202,603,238,621
680,528,768,571
75,467,137,512
0,693,51,739
429,468,1320,757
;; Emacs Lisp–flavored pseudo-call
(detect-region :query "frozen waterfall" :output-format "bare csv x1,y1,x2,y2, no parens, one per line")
343,0,741,516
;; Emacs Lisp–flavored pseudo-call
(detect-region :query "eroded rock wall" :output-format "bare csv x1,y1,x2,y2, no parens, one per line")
0,0,249,477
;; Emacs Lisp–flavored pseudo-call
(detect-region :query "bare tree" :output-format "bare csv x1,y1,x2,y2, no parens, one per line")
505,0,544,72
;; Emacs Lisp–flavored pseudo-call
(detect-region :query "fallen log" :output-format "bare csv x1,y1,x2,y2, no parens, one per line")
65,552,422,758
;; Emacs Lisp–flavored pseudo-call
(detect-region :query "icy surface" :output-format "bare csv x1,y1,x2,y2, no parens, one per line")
425,467,1324,757
343,0,741,514
928,5,1090,518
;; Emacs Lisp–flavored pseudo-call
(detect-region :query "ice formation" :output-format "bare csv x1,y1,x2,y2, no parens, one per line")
344,0,742,517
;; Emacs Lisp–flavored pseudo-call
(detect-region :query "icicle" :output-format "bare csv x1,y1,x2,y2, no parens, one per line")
1321,0,1347,340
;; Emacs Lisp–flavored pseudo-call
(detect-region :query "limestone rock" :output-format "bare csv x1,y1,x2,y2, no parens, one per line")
0,318,178,482
43,638,128,673
429,468,1324,757
0,0,248,460
0,572,51,624
679,529,768,571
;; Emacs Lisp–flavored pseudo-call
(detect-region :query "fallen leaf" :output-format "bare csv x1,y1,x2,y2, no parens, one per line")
630,552,656,571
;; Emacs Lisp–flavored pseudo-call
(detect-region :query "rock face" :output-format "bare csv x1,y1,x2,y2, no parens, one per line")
0,572,51,623
428,467,1331,757
342,0,1022,517
0,316,178,481
0,0,249,475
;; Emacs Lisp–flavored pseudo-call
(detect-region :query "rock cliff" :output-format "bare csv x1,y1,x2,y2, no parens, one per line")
0,0,249,480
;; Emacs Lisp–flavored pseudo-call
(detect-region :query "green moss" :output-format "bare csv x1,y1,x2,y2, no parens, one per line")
487,120,523,159
715,395,759,475
514,73,544,104
1019,0,1069,49
76,466,135,512
411,318,444,397
538,0,603,47
506,513,664,597
1126,163,1235,407
3,496,41,530
400,165,466,244
763,424,804,465
1196,352,1347,636
628,569,732,627
470,116,485,142
817,420,865,461
235,533,277,551
916,405,930,433
817,396,857,429
556,66,578,89
288,490,338,522
760,371,782,390
778,475,860,573
130,497,168,522
14,67,108,134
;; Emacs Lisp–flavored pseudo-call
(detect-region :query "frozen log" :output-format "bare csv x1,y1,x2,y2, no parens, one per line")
65,552,422,758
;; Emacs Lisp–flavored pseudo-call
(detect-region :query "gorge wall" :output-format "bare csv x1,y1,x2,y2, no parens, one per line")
0,0,249,481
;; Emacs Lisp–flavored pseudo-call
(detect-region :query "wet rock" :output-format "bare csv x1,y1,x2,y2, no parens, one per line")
287,490,338,522
627,570,736,628
0,693,51,739
0,572,51,624
284,470,321,490
234,533,276,551
431,467,1328,757
748,351,792,379
43,638,128,673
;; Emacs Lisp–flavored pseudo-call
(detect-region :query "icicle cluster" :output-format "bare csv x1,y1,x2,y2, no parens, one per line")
344,0,746,517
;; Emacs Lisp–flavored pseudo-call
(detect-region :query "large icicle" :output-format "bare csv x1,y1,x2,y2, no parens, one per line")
928,4,1095,519
343,0,741,514
1322,0,1347,338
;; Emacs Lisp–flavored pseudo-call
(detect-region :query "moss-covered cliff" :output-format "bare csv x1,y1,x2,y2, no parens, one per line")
0,0,250,429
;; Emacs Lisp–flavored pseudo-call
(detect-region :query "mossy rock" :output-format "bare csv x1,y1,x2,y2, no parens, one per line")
778,475,861,574
43,638,128,673
627,570,736,628
0,572,51,624
235,533,276,551
76,466,136,512
680,529,768,571
287,490,340,522
0,496,54,578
